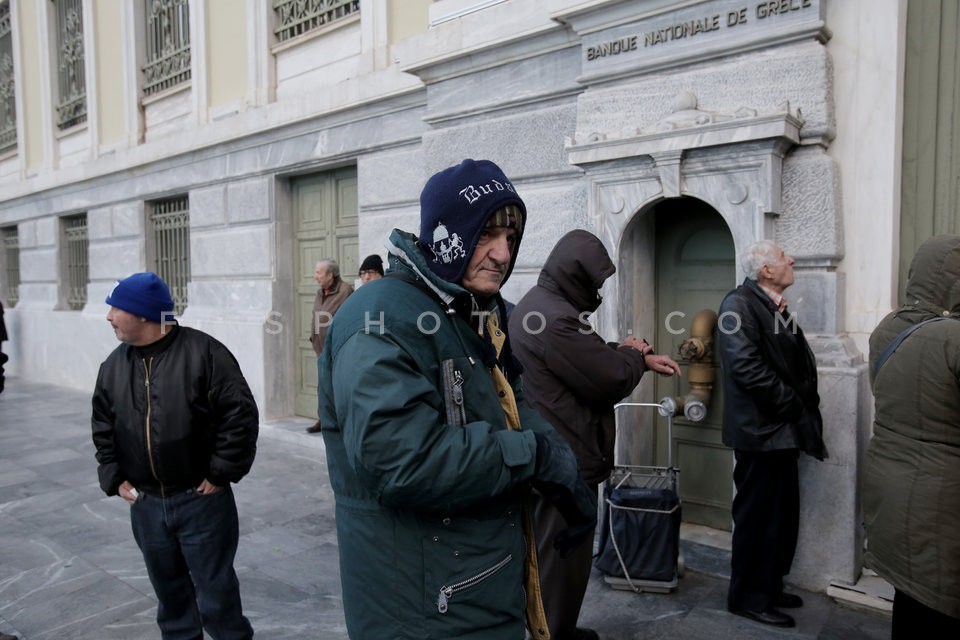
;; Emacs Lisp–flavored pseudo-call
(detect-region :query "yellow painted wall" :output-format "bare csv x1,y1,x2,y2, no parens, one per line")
16,0,44,170
388,0,430,44
93,1,124,146
206,0,247,107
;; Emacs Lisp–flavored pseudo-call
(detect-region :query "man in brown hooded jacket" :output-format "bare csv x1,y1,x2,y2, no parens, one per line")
509,229,680,640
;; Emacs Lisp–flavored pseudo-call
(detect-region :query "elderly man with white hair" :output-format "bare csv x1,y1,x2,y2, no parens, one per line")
716,240,827,629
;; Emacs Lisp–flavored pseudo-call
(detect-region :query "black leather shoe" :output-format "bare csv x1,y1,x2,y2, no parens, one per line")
728,607,796,628
774,592,804,608
305,420,322,434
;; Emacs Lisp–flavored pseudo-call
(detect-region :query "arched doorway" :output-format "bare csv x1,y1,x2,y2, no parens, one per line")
651,197,735,531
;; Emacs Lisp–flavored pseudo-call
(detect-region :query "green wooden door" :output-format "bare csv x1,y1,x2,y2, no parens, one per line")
292,167,359,418
653,198,735,530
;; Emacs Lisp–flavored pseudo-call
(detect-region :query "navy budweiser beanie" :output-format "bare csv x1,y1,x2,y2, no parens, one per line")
106,272,176,323
417,159,526,284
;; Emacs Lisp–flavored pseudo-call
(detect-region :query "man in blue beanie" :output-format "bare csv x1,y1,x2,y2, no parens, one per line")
318,159,597,639
92,272,259,640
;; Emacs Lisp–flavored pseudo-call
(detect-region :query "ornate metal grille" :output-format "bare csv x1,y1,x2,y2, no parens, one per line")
142,0,191,97
63,214,88,311
53,0,87,129
150,196,190,315
273,0,359,43
2,226,17,306
0,2,16,154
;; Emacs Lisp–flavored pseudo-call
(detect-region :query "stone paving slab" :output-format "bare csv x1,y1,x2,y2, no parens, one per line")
0,380,890,639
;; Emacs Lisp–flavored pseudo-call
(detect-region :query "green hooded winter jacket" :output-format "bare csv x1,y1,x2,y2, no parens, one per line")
319,229,561,639
864,234,960,617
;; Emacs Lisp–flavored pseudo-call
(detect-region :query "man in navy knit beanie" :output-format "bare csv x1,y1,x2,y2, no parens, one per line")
93,271,259,639
317,159,598,639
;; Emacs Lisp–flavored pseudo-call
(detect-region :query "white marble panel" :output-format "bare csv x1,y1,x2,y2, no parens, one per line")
192,226,273,278
789,270,842,336
190,185,227,228
186,279,274,314
112,202,144,238
14,283,59,307
424,46,582,121
88,241,143,281
21,248,59,281
86,208,112,240
358,149,424,209
35,217,58,247
57,126,92,168
513,181,588,269
144,89,193,143
227,178,272,224
420,104,580,180
274,22,362,85
780,146,842,257
575,40,834,146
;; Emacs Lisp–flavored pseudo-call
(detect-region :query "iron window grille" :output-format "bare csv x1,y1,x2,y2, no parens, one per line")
63,214,88,311
273,0,359,43
53,0,86,129
0,1,16,154
142,0,191,97
2,226,17,306
150,196,190,315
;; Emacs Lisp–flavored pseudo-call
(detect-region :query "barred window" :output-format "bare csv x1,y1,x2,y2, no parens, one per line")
63,214,88,310
2,225,17,306
0,1,17,154
53,0,87,129
149,196,190,315
273,0,359,43
142,0,191,97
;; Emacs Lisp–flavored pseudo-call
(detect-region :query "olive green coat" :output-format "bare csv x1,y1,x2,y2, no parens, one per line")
864,234,960,617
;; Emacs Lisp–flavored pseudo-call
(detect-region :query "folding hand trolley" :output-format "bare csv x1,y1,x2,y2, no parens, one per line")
594,401,684,593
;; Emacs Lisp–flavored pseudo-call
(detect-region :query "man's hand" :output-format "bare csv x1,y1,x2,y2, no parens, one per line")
118,480,138,505
197,479,225,495
644,353,682,377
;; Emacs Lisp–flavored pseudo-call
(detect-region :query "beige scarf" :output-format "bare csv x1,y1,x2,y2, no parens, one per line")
485,311,550,639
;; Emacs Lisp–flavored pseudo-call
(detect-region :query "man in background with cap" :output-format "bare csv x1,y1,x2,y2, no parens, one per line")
357,253,384,285
306,258,353,433
92,272,259,640
318,159,597,639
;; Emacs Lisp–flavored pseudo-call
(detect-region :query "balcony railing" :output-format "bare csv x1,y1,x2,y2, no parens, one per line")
273,0,359,43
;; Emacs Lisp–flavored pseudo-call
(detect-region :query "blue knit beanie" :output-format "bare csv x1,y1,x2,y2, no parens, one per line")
417,159,526,284
106,272,176,323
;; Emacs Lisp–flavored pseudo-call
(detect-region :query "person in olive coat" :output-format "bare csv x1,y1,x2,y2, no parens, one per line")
864,234,960,638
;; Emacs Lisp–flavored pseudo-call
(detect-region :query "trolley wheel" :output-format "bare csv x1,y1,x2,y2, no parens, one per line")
677,550,686,578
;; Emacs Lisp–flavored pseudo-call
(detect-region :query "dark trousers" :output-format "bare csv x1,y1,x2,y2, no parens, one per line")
727,449,800,612
534,487,596,639
0,349,7,393
893,589,960,639
130,487,253,640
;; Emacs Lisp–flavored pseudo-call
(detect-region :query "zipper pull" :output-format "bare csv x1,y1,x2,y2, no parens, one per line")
437,587,451,613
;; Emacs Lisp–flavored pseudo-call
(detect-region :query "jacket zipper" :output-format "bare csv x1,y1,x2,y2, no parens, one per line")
451,368,465,424
143,357,163,496
436,554,512,614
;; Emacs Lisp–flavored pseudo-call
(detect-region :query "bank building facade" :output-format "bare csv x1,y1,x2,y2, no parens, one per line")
0,0,954,607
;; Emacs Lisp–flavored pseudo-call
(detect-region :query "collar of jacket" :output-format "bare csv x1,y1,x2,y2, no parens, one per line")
743,277,784,314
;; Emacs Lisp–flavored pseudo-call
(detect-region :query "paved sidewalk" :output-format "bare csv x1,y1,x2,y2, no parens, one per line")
0,380,890,639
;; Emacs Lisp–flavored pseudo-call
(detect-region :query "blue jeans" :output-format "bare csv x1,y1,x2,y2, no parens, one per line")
130,487,253,640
